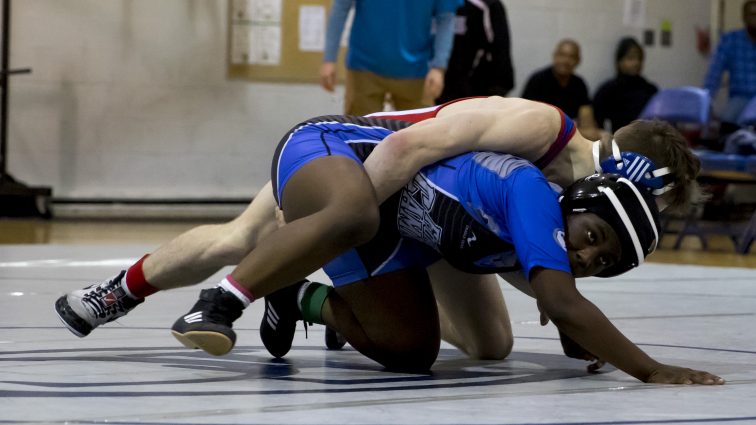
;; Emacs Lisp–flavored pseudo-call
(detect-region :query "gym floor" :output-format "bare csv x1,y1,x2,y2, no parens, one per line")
1,218,755,425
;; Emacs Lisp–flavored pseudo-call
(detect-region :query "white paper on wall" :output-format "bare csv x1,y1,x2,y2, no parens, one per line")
231,0,252,20
231,24,252,64
230,0,282,65
623,0,646,28
252,0,282,21
299,5,326,52
233,0,281,21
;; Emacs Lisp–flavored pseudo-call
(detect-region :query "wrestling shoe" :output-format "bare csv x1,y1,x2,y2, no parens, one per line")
260,280,308,358
325,326,347,350
55,270,144,337
171,287,244,356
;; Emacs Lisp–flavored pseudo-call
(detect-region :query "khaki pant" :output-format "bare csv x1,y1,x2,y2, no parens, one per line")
344,69,431,116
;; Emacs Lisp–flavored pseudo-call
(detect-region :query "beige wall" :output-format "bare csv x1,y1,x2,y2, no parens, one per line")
5,0,713,200
710,0,749,47
506,0,711,96
7,0,339,199
722,0,748,31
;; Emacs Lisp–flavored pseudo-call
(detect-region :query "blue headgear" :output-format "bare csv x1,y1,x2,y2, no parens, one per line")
593,140,675,198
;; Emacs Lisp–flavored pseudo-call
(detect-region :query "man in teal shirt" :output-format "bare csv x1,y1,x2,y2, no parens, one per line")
319,0,461,115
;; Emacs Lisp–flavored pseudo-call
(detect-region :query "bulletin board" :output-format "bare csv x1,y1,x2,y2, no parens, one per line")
227,0,347,84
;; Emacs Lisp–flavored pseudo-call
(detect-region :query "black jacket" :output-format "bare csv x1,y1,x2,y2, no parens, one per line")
593,75,658,132
437,0,515,104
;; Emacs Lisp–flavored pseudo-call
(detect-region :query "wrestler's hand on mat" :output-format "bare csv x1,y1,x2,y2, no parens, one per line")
319,62,337,92
645,364,725,385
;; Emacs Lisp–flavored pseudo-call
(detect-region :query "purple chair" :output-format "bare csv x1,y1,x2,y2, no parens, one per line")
639,86,711,124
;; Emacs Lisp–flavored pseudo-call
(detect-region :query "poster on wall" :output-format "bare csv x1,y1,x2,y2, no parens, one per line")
299,5,326,52
622,0,646,28
230,0,282,65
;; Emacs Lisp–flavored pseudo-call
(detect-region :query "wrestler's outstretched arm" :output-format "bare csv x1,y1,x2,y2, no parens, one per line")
364,97,562,203
499,270,604,371
530,267,725,385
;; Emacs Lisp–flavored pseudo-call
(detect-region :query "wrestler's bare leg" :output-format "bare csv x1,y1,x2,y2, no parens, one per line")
143,181,279,289
314,261,507,369
428,260,513,360
230,156,379,297
55,181,280,337
321,268,441,372
170,156,380,356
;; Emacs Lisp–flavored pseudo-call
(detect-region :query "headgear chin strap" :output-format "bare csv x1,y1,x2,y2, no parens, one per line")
592,140,675,197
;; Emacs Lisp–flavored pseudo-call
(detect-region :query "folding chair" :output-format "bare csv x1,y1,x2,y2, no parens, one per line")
638,87,712,245
671,94,756,254
639,86,711,124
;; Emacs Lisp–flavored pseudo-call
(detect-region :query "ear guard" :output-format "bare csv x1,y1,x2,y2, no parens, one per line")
593,140,675,196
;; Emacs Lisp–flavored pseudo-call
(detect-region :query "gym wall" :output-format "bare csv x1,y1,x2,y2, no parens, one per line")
6,0,710,201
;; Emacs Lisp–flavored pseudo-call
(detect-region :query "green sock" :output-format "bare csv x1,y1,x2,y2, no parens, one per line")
298,281,332,324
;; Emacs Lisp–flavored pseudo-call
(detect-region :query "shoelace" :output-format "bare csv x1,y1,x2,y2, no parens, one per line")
202,291,243,326
82,280,126,319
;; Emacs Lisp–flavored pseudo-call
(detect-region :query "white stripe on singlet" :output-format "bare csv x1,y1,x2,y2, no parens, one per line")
365,105,440,118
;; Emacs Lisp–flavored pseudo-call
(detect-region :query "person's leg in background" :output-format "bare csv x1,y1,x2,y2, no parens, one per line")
345,69,388,116
386,77,427,111
56,181,281,337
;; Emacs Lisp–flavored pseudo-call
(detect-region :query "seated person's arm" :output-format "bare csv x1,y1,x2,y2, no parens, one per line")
577,104,602,140
363,97,562,202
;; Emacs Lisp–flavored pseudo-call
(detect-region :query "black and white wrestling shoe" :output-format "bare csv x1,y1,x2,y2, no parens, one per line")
55,270,144,337
259,280,310,358
171,287,244,356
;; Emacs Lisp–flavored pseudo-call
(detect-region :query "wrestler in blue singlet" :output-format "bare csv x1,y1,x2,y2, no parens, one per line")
271,115,575,286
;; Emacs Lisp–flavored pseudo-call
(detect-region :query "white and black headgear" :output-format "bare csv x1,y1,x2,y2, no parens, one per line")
559,173,661,278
